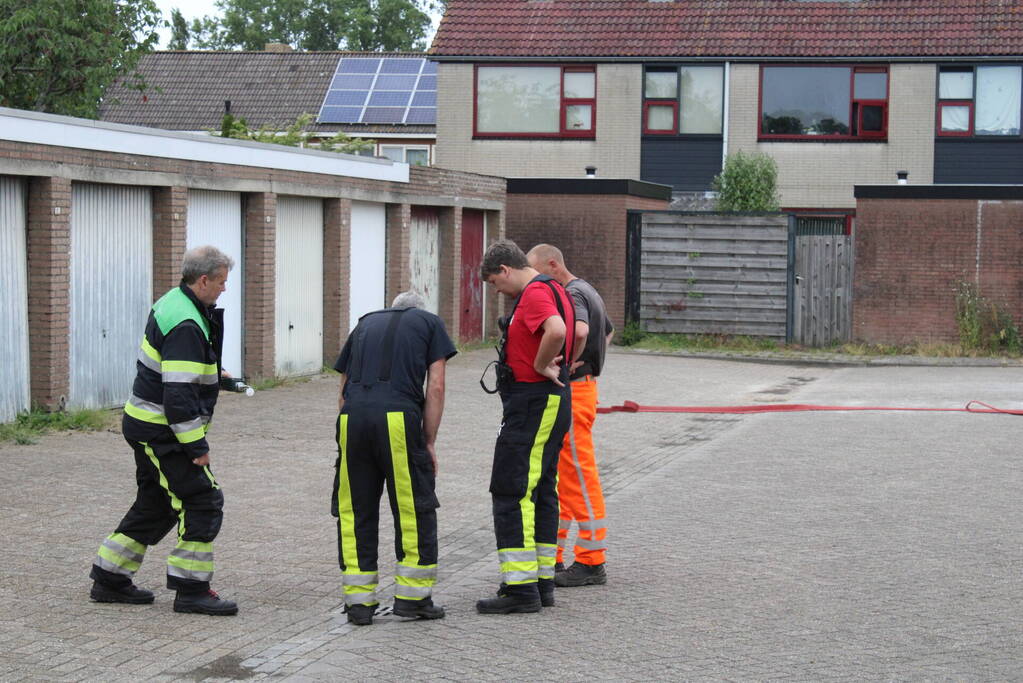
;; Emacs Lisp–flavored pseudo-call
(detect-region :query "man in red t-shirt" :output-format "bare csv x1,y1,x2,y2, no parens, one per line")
476,240,575,615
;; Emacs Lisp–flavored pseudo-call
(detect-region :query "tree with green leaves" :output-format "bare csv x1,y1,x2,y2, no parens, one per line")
189,0,431,51
0,0,161,118
712,151,781,212
168,8,190,50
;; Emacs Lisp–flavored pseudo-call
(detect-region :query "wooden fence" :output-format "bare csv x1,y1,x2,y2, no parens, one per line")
626,212,853,345
630,213,791,340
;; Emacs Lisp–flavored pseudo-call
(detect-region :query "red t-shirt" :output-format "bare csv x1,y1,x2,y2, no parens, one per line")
506,279,575,383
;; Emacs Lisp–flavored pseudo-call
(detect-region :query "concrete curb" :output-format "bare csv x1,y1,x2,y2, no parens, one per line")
609,346,1023,368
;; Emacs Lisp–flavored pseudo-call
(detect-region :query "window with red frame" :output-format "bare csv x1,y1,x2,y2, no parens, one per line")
643,65,723,135
475,65,595,138
760,65,888,140
937,65,1022,137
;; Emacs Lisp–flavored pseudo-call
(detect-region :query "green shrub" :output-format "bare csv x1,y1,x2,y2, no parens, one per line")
618,321,647,346
712,151,780,212
954,280,1021,354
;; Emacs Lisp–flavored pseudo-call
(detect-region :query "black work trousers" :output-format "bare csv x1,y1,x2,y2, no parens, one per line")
489,380,571,591
333,400,440,607
91,437,224,593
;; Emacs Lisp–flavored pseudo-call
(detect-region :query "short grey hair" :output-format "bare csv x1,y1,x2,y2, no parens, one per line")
181,246,235,284
392,290,425,309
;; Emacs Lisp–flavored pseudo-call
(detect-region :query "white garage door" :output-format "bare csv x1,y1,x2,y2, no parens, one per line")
187,190,244,376
0,177,29,422
275,196,323,376
349,201,387,329
70,183,153,409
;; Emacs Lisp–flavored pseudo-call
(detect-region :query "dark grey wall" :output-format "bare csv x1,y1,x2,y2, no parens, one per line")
640,138,723,192
934,139,1023,183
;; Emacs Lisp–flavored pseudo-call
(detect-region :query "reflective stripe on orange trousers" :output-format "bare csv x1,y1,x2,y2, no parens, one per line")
556,377,607,565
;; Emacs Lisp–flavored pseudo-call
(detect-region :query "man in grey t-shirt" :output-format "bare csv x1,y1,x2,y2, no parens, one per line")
527,244,613,587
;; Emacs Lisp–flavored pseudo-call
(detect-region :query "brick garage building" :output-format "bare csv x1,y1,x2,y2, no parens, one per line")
504,179,671,331
0,108,504,417
853,185,1023,344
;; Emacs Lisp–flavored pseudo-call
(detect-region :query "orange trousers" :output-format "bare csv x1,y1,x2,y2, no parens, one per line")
556,376,607,566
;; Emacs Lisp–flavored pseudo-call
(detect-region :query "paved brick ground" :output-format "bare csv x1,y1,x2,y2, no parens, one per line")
1,349,1021,681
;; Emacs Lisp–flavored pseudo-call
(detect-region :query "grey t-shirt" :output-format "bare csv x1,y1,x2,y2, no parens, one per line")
565,278,614,379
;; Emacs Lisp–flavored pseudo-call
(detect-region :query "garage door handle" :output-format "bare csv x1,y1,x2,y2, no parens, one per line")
288,322,294,330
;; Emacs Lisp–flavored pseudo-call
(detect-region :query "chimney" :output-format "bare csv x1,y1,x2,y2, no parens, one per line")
264,42,293,53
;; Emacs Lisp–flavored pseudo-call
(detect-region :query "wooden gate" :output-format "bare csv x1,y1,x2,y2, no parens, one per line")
792,217,853,346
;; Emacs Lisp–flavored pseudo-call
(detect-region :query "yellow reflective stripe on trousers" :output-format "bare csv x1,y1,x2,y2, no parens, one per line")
144,443,186,538
96,533,147,574
499,548,538,584
335,414,361,572
518,393,561,549
387,412,421,565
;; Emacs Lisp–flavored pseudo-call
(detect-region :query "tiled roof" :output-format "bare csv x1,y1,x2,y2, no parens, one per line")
429,0,1023,59
99,51,435,135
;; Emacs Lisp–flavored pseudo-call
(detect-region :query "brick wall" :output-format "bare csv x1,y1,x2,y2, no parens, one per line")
505,192,669,331
26,177,71,410
152,186,187,297
854,196,1023,344
244,193,277,378
323,198,350,366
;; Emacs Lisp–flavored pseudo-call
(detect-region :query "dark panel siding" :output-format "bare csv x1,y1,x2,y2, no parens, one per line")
934,140,1023,184
641,138,723,192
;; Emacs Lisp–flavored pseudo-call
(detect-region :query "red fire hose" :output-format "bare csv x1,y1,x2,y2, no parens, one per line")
596,400,1023,415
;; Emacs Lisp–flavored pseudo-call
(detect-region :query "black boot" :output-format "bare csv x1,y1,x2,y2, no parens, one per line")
496,581,554,608
173,589,238,616
345,603,376,626
89,581,155,605
477,584,542,614
538,579,555,607
393,597,445,620
554,561,607,587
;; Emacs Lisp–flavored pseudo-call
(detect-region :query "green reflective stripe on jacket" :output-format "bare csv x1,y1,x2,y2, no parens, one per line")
161,359,218,383
138,337,162,372
124,396,169,425
153,287,210,340
172,423,207,444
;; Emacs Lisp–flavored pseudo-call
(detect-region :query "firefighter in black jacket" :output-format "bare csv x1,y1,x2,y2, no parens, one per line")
89,245,238,616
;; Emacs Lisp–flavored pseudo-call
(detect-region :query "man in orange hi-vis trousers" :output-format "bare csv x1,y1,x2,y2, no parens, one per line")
528,244,613,587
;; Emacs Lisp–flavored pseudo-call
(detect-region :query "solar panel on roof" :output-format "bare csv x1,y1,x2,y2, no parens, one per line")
331,74,374,90
338,58,380,73
380,59,422,74
405,108,436,124
317,56,438,126
411,91,436,107
325,90,368,106
369,91,412,107
363,107,406,123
